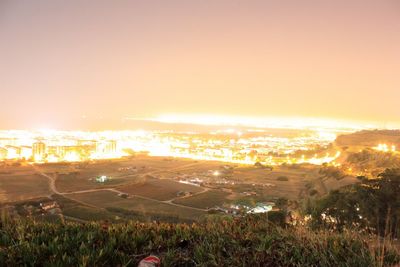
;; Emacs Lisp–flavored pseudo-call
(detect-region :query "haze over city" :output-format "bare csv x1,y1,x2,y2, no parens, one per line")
1,0,400,130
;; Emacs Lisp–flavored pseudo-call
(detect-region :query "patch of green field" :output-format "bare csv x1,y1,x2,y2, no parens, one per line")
63,206,117,222
173,190,230,209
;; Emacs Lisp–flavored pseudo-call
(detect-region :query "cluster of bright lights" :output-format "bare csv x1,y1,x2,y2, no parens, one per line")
0,130,126,163
119,129,342,165
0,128,344,165
373,144,396,153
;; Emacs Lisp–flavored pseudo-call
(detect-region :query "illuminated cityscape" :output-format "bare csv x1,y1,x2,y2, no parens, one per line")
0,128,343,165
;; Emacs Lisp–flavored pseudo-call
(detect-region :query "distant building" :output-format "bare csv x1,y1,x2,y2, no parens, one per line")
96,175,109,183
40,201,59,211
76,140,97,146
247,203,274,214
95,140,117,155
107,140,117,154
32,141,46,161
20,146,33,159
5,145,21,159
179,178,203,186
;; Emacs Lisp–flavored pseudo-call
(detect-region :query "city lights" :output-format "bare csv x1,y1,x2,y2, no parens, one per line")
0,128,343,166
373,143,397,153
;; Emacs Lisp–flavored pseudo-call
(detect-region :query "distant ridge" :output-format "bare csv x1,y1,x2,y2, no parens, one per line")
335,129,400,147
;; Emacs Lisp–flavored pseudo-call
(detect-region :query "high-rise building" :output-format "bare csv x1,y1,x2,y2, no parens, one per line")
20,146,33,160
106,140,117,154
5,145,21,159
32,141,46,161
96,140,117,155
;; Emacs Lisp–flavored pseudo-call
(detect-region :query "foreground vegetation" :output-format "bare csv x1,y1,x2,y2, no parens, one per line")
1,215,399,266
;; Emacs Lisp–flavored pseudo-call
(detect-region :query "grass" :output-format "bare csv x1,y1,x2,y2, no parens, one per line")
0,215,398,266
62,206,117,222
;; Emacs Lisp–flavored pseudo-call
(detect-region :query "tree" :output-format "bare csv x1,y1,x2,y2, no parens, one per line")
306,168,400,237
356,169,400,237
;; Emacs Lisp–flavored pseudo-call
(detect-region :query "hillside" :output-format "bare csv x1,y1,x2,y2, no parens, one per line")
335,130,400,147
0,216,399,266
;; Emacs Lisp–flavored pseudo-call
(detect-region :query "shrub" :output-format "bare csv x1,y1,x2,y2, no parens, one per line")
277,176,289,181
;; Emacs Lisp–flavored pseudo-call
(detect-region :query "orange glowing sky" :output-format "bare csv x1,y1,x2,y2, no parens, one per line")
0,1,399,130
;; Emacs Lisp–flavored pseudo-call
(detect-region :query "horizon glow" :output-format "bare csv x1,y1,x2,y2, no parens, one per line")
146,114,378,132
1,1,399,129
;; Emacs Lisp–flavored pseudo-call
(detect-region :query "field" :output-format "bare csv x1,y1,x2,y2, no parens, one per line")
0,155,361,222
49,194,117,222
40,156,204,193
51,162,143,193
117,177,204,201
63,206,115,221
0,166,51,202
67,190,205,220
225,165,321,199
173,190,230,209
55,173,132,193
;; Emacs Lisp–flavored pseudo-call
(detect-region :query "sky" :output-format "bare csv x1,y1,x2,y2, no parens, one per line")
0,0,399,130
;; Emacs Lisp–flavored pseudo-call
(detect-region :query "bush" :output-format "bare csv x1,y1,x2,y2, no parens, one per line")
267,210,286,227
277,176,289,181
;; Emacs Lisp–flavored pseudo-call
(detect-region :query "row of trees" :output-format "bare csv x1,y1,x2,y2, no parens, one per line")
305,169,400,238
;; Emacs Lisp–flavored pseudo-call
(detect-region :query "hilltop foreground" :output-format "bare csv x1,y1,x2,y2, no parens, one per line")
1,216,399,267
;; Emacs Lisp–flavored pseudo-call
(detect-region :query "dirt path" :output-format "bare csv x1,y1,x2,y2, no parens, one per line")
32,166,60,195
